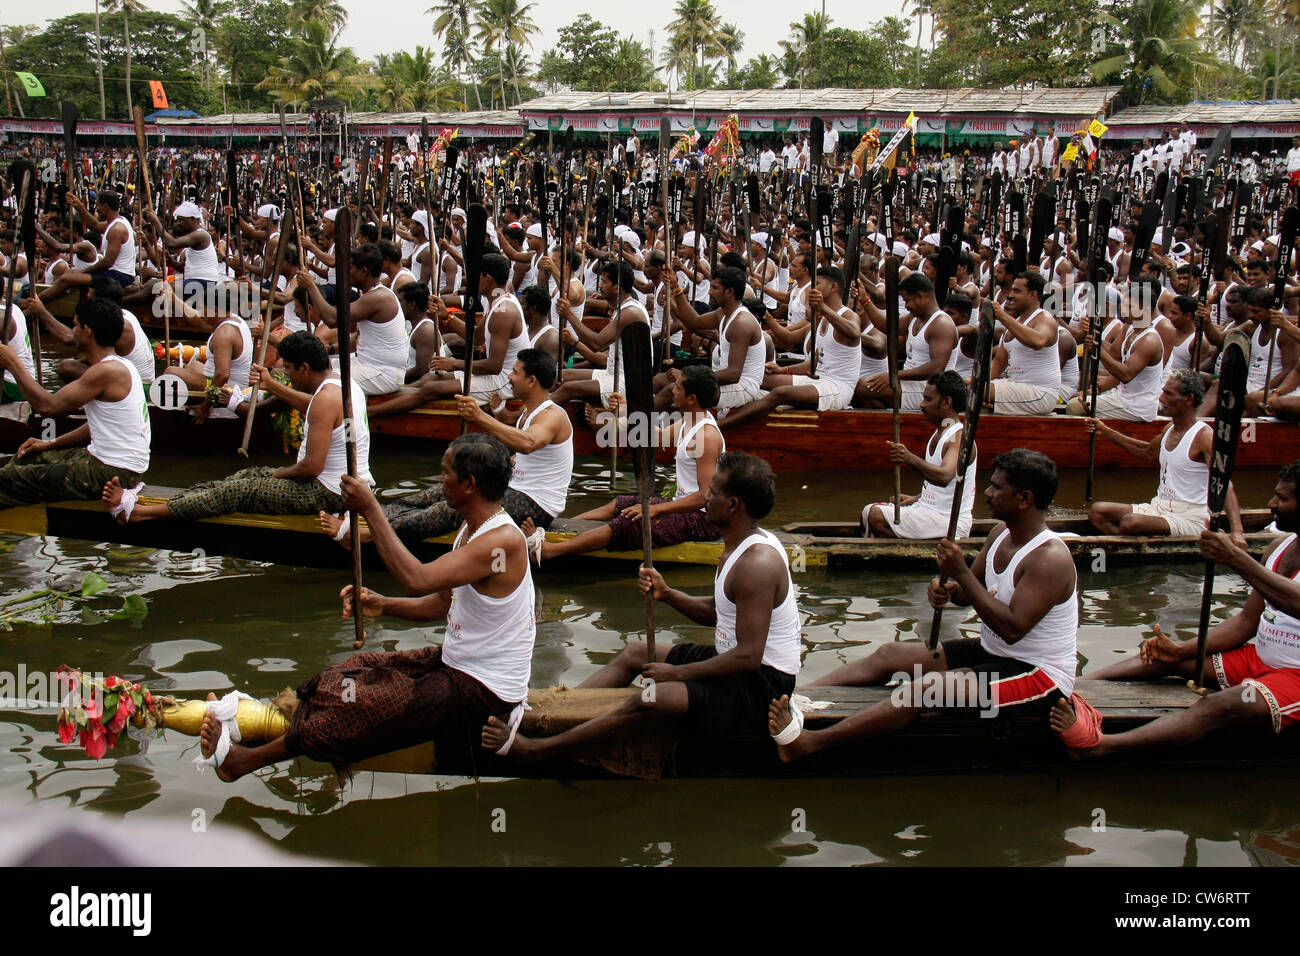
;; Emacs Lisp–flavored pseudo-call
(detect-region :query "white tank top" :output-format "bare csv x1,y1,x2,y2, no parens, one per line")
354,285,409,372
1163,325,1195,376
279,275,305,334
182,232,221,283
85,354,151,474
1003,308,1062,392
648,283,682,346
121,309,155,384
674,413,723,503
1257,535,1300,670
1156,421,1209,506
916,420,975,525
714,305,765,395
608,299,651,383
713,529,802,676
407,316,437,370
103,216,137,276
1058,327,1079,399
788,281,810,330
980,527,1078,695
410,242,429,285
202,317,253,389
1247,323,1285,392
1118,326,1164,419
296,377,373,495
549,278,586,332
526,323,551,349
811,305,861,403
946,340,974,377
483,293,528,378
2,304,35,387
905,309,945,372
441,511,536,703
521,252,540,291
508,399,573,518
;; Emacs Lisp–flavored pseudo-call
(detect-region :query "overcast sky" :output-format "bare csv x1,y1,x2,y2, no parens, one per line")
21,0,925,68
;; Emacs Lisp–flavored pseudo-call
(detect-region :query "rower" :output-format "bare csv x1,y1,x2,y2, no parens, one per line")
667,266,766,416
862,371,976,540
0,298,149,507
482,452,799,761
197,434,532,781
985,271,1062,416
322,348,573,548
1061,463,1300,756
102,331,371,526
39,191,137,298
716,264,862,429
303,242,410,398
550,261,650,410
855,272,958,410
1086,368,1245,541
1244,288,1300,417
1156,294,1207,377
1063,277,1165,421
530,364,724,563
770,449,1078,762
372,252,526,415
146,201,219,308
155,279,252,422
23,277,154,388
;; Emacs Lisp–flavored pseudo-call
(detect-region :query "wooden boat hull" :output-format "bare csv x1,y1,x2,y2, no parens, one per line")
0,490,1277,570
368,398,1300,472
0,406,286,456
40,284,237,339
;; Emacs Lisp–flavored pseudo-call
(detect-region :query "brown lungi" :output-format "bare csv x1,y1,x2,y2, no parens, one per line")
606,494,721,552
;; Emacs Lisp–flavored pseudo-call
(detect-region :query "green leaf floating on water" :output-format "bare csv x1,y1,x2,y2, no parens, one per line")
106,595,149,620
80,573,110,598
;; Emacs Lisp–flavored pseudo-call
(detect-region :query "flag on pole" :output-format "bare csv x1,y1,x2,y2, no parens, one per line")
1063,143,1080,163
1088,119,1108,139
15,72,45,97
149,80,168,109
1081,133,1097,159
905,111,918,131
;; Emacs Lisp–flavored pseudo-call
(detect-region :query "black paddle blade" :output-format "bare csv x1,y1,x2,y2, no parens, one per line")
1012,234,1027,275
1076,198,1091,261
942,203,964,252
1028,190,1054,263
1275,206,1298,309
1198,217,1218,300
334,208,354,358
1210,330,1250,514
1129,198,1163,276
620,321,656,481
935,245,957,309
885,256,900,388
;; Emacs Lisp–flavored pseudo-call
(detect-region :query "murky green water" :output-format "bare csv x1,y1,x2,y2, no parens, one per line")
1,444,1297,866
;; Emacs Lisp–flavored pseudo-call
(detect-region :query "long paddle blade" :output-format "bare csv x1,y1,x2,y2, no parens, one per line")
459,204,488,434
621,320,657,658
1193,330,1249,689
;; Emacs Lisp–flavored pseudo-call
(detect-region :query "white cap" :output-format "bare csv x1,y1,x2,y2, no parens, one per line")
257,203,281,221
979,237,993,249
323,207,339,222
1170,241,1191,260
1108,226,1124,243
892,240,909,257
1267,234,1280,246
680,231,697,248
526,222,543,239
750,231,769,247
410,210,430,234
173,201,202,219
451,207,467,220
1250,239,1266,253
613,224,641,250
869,232,888,252
921,233,941,246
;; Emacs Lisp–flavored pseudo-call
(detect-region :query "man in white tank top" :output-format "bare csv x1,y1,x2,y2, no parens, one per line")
484,451,800,762
855,271,957,411
1086,368,1246,540
550,260,651,411
862,371,976,540
1244,287,1300,418
154,281,251,423
986,271,1062,416
770,449,1079,763
0,298,149,507
144,202,218,306
370,252,524,416
23,276,154,387
103,332,370,526
1064,277,1166,421
1067,463,1300,754
195,434,532,781
534,365,725,563
39,190,137,299
302,242,407,396
667,265,765,413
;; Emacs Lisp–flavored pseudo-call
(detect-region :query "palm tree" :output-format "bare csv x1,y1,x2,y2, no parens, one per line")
777,11,829,88
660,36,696,90
181,0,221,87
474,0,541,106
257,19,377,107
103,0,149,117
667,0,721,91
288,0,349,34
609,36,656,91
429,0,481,108
741,53,781,89
375,47,465,111
93,0,106,119
1090,0,1219,103
1214,0,1262,66
906,0,929,84
716,21,745,74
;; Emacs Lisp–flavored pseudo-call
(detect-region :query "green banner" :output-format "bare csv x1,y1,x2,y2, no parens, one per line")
15,72,45,97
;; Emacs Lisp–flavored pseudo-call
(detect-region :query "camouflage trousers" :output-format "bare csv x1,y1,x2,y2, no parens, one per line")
166,467,343,520
0,448,142,510
384,482,553,543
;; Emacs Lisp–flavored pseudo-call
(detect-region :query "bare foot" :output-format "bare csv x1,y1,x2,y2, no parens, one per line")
198,691,262,782
102,477,129,525
1050,698,1103,759
318,511,372,549
481,715,544,761
768,694,813,763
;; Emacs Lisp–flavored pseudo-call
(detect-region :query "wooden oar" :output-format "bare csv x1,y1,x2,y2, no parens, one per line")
1193,215,1218,373
1083,191,1113,501
659,117,673,370
329,212,366,650
927,301,996,654
1192,329,1249,691
459,204,487,437
239,107,295,457
621,319,657,662
1,164,33,393
609,238,625,491
1264,206,1299,411
885,255,901,522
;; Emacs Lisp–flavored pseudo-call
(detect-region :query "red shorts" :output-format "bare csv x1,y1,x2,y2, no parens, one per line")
1290,170,1300,187
1212,644,1300,733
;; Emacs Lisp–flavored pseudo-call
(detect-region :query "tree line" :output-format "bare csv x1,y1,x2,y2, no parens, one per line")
4,0,1298,121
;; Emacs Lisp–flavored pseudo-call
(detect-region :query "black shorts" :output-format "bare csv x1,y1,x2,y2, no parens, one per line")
940,638,1065,718
665,643,797,737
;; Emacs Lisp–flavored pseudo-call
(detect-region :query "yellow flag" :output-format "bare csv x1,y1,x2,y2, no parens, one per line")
905,111,918,131
1063,143,1080,162
1088,119,1108,139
